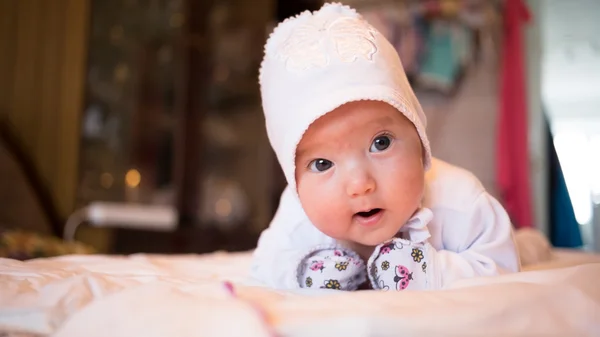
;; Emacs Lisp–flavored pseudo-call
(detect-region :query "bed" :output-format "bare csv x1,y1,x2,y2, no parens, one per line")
1,228,600,337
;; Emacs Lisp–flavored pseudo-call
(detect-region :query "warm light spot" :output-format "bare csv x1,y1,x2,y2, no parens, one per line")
215,198,232,217
440,0,459,16
100,172,114,189
125,169,141,188
113,63,130,83
170,13,184,28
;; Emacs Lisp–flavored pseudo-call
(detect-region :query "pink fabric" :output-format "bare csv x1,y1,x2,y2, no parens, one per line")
497,0,533,228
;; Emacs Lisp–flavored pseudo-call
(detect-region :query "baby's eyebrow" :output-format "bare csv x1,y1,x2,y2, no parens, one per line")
367,116,394,127
296,140,329,160
295,146,314,160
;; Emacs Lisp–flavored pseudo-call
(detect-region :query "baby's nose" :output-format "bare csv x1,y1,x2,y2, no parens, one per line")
345,171,376,197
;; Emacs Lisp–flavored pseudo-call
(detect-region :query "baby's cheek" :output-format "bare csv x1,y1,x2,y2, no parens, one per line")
303,199,349,239
313,218,344,239
298,179,351,239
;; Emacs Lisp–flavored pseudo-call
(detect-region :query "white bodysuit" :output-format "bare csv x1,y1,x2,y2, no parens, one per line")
250,158,521,290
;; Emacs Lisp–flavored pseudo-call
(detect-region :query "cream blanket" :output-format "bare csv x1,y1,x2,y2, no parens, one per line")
1,230,600,336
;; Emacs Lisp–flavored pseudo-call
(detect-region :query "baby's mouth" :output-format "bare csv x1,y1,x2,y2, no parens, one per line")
354,208,384,227
355,208,382,218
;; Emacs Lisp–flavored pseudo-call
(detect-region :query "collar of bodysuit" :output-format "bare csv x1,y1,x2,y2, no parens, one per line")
397,208,433,243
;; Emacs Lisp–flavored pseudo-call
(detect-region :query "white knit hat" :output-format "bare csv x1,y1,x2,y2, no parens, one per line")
259,2,431,192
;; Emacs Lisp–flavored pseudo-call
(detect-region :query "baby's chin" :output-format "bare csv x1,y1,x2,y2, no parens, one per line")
351,231,398,247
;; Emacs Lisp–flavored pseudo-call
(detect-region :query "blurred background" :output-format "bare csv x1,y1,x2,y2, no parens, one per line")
0,0,598,258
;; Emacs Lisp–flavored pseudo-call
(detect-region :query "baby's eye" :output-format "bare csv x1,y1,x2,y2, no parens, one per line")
370,135,392,152
308,159,333,172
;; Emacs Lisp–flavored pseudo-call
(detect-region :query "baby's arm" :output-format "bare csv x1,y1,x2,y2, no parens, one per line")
297,246,366,290
369,192,520,290
251,187,365,290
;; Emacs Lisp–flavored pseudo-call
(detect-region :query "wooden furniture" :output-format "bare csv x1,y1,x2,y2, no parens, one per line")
0,0,320,254
79,0,287,254
0,119,62,237
0,0,89,224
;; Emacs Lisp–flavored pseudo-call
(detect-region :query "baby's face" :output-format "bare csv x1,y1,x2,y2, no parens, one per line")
295,100,425,246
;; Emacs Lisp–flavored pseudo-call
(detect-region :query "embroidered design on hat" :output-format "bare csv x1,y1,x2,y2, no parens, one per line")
277,16,378,72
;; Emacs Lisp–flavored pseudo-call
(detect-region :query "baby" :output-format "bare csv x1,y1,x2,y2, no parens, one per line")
252,3,520,291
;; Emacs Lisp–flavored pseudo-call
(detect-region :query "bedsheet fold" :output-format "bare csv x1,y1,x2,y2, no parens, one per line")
1,250,599,336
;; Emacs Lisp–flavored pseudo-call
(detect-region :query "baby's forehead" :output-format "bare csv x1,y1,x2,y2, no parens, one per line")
296,100,410,151
306,100,402,134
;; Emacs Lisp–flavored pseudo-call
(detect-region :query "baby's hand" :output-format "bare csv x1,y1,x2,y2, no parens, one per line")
367,238,430,291
296,246,366,291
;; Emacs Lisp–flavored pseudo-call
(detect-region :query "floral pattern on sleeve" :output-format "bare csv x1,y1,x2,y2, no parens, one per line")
367,238,430,291
297,246,366,291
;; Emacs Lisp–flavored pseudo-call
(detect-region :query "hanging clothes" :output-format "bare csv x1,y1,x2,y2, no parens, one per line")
393,14,420,75
545,115,583,248
417,21,463,93
496,0,533,228
361,4,420,75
